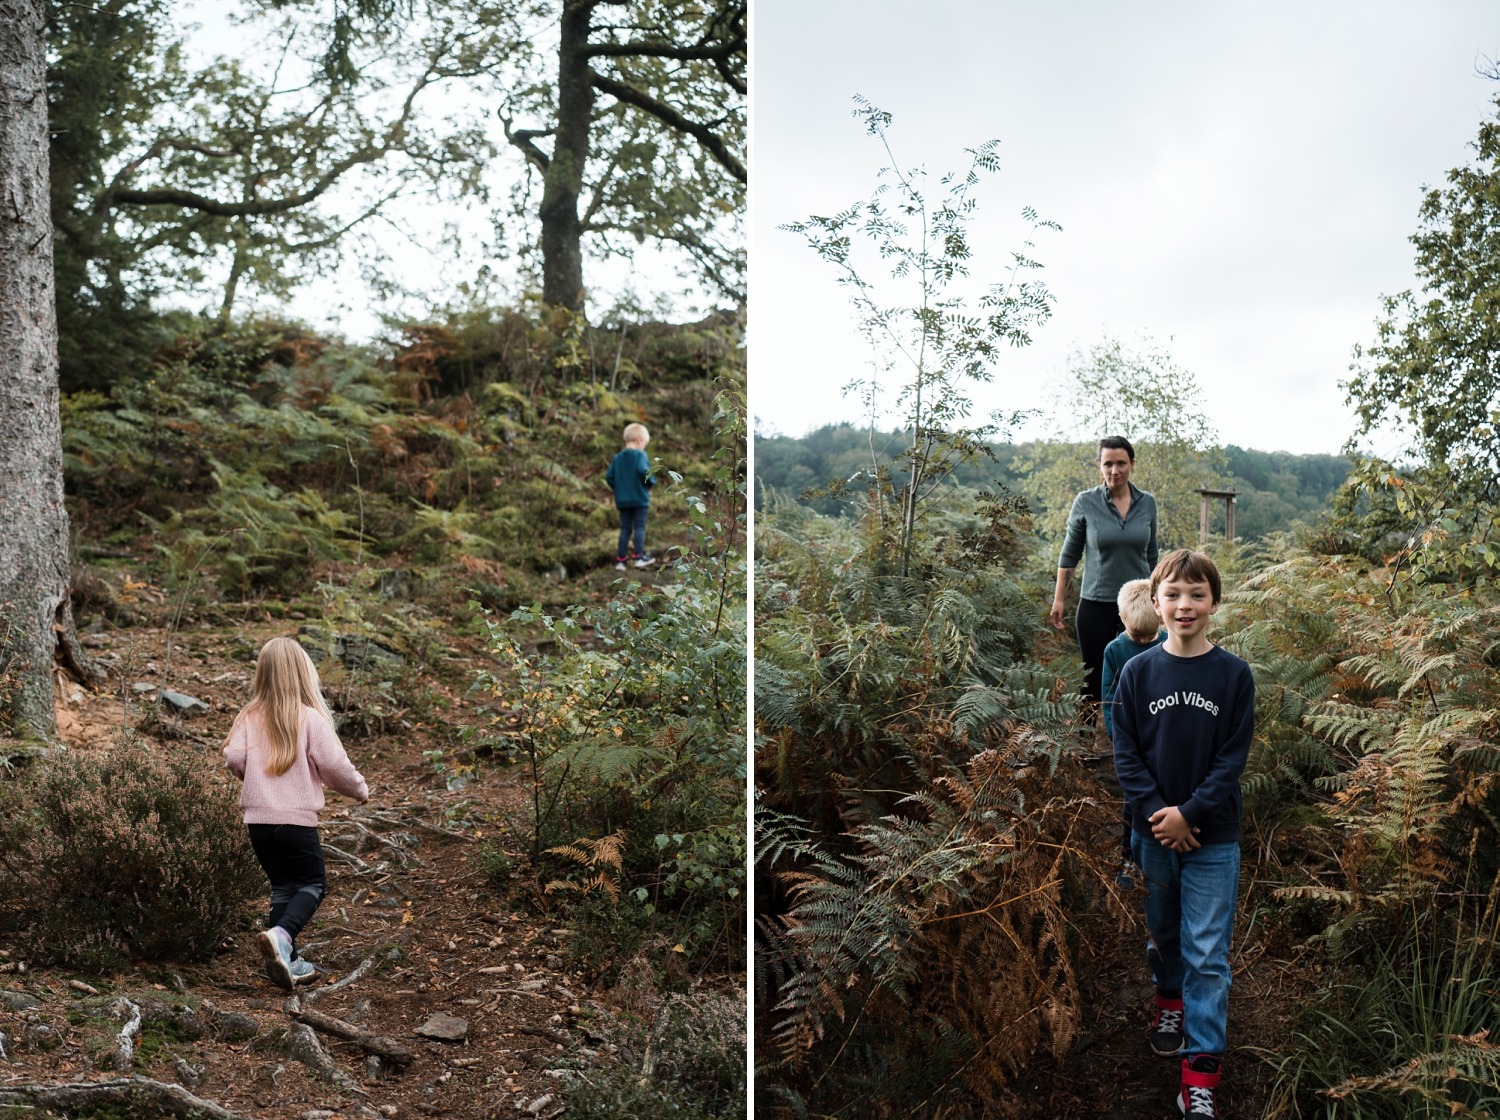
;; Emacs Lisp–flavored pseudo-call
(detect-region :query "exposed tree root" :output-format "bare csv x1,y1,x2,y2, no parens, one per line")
322,841,375,874
356,804,467,839
111,997,142,1072
0,1077,251,1119
515,1024,572,1047
331,816,420,866
286,1021,364,1094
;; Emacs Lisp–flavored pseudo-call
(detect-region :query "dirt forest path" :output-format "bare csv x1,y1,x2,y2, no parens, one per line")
1005,755,1295,1119
0,606,644,1120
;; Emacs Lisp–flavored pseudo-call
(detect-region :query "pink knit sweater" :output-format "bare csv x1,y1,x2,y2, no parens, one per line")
223,705,369,827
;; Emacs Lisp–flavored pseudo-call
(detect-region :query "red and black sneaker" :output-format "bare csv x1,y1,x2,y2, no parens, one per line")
1150,988,1185,1056
1179,1054,1221,1117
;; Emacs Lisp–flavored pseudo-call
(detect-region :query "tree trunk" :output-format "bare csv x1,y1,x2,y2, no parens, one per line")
0,0,71,737
539,0,596,312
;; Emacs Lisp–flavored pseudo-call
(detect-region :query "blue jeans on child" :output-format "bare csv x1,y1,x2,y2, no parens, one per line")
1131,830,1240,1056
617,505,648,558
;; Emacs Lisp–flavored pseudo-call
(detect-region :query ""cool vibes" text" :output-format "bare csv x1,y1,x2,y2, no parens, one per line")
1147,690,1221,717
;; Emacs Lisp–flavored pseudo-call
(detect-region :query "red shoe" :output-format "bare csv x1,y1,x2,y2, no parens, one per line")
1179,1054,1221,1117
1150,988,1184,1056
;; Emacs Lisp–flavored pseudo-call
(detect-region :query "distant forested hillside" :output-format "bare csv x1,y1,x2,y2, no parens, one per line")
755,423,1350,540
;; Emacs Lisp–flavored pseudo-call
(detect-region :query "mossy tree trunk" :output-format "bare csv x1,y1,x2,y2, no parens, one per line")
0,0,76,736
538,0,599,310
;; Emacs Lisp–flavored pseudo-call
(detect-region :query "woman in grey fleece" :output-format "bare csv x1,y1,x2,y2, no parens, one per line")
1049,436,1159,709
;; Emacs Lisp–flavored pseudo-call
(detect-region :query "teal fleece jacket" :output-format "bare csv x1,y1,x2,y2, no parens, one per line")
606,447,654,508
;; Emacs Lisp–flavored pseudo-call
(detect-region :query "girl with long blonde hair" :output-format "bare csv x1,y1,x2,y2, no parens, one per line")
223,637,368,990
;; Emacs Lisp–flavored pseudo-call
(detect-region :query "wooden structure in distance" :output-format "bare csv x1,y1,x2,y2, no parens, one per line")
1197,488,1238,543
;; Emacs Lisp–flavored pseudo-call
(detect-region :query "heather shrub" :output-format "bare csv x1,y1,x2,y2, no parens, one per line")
0,736,260,971
563,988,747,1120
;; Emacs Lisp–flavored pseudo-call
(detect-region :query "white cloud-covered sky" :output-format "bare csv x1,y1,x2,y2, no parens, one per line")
749,1,1498,455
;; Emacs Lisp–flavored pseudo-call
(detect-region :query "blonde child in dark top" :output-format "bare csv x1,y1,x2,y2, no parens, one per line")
1101,578,1167,875
1102,579,1167,740
223,637,368,991
606,422,657,570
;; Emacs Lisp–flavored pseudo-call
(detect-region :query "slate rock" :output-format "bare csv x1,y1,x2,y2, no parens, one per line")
137,998,175,1023
297,626,404,671
160,689,209,713
0,991,39,1011
173,1006,206,1041
23,1023,60,1049
208,1008,261,1042
415,1012,468,1042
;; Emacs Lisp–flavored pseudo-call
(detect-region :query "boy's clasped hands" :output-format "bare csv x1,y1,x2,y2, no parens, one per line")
1149,805,1201,852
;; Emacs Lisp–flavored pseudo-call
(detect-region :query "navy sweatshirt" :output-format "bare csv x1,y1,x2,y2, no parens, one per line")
1112,643,1255,845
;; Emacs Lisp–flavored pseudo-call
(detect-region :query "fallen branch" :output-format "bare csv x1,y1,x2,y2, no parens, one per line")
293,1007,414,1068
0,1077,251,1118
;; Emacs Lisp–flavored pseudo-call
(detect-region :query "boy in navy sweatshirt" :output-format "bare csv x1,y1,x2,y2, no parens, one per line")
1112,549,1254,1119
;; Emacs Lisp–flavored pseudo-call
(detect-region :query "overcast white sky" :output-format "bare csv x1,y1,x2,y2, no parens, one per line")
749,1,1498,456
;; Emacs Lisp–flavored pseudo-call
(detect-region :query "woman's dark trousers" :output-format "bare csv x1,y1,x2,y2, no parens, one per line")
1075,596,1125,706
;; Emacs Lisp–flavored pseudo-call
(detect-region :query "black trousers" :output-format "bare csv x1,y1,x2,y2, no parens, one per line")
247,823,327,951
1075,598,1133,860
1075,596,1125,706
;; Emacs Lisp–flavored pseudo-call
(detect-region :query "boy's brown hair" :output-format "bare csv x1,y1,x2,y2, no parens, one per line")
1116,578,1159,636
1150,548,1222,604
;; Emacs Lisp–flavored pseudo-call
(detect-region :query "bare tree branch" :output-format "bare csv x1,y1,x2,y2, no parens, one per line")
589,72,745,183
582,37,744,62
714,51,746,96
501,115,553,174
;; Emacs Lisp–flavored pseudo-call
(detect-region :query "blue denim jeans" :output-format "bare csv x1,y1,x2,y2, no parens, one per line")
616,506,648,559
1131,830,1240,1056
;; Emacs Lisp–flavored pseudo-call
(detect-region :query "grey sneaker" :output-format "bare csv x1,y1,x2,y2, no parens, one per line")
614,561,628,571
289,956,317,984
633,555,656,568
257,927,294,991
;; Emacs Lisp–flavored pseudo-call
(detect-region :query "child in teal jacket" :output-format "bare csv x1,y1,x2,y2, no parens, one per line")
606,422,656,569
